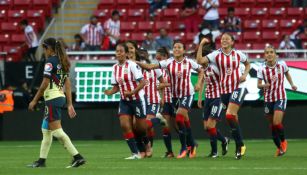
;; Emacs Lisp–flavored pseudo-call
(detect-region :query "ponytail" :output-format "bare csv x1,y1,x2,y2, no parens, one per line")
55,40,70,73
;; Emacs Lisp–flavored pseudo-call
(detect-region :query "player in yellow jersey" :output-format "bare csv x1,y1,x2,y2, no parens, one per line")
27,38,85,168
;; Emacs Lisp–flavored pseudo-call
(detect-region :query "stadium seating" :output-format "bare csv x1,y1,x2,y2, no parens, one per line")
0,0,61,61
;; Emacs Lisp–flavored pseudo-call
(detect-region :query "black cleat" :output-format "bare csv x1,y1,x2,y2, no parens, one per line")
207,152,219,158
221,137,230,156
27,161,46,168
66,158,86,168
235,152,242,160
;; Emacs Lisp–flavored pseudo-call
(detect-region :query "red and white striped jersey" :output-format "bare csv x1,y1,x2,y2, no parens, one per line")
80,24,104,46
159,57,201,98
24,25,38,48
143,69,162,104
104,18,120,44
207,49,248,94
203,64,220,99
257,60,289,102
111,60,145,101
162,69,172,103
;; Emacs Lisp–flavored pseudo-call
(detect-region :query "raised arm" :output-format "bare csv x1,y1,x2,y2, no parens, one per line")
196,38,210,66
195,68,204,92
136,61,160,70
285,71,297,91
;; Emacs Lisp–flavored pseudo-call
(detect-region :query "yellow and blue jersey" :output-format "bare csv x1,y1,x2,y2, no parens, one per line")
43,56,68,101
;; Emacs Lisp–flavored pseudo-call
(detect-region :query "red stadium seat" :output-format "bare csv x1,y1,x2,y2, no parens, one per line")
185,32,195,43
239,0,255,7
154,21,171,32
231,32,243,43
274,0,291,7
52,0,61,7
286,8,304,19
137,21,154,31
120,21,136,32
12,0,31,10
130,33,145,42
161,9,180,21
243,20,261,31
269,8,286,19
121,33,131,41
169,32,184,41
256,0,273,7
234,8,250,19
172,21,185,32
32,0,52,18
134,0,149,9
0,22,18,34
8,10,26,23
221,0,238,7
250,8,268,19
11,34,25,44
0,33,10,44
97,0,115,9
252,43,267,50
218,8,228,18
243,31,261,42
127,9,145,21
117,0,132,9
3,45,22,62
262,31,281,42
234,43,252,50
280,19,297,31
262,20,279,31
0,0,11,11
0,10,7,23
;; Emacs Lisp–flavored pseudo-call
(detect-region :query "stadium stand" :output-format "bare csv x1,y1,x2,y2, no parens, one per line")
0,0,61,61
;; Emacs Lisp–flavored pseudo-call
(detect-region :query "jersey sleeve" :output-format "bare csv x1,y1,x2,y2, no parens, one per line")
189,59,201,71
257,65,264,80
159,59,169,69
237,50,248,63
155,69,163,79
43,59,55,78
111,65,117,85
80,24,87,34
206,50,219,64
131,62,143,81
280,61,289,73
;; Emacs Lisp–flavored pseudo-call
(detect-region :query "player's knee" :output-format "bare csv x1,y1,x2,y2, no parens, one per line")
175,113,185,124
52,128,67,140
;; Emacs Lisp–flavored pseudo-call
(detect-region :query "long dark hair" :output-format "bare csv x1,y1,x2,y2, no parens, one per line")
126,40,151,63
156,47,170,58
43,37,70,73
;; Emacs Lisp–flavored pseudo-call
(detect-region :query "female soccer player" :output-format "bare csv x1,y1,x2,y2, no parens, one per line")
197,34,251,159
156,47,174,158
136,41,204,159
104,43,147,159
196,42,229,158
28,38,85,168
257,45,297,157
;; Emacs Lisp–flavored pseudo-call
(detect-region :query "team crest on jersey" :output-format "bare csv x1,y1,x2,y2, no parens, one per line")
183,64,187,69
231,55,236,61
226,68,232,75
124,68,128,74
44,106,49,116
271,75,277,82
44,63,53,72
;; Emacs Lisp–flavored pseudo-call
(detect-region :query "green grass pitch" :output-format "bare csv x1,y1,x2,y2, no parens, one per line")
0,139,306,175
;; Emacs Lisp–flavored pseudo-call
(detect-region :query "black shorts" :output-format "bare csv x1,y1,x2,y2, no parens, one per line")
118,97,146,119
44,97,66,122
221,88,247,110
161,102,175,117
264,99,287,116
203,98,223,121
172,96,194,111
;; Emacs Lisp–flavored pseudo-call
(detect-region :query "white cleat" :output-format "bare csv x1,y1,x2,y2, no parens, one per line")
125,153,142,160
156,113,168,127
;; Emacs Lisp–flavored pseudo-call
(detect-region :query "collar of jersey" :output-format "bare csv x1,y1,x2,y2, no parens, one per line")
265,61,277,69
220,48,234,56
173,56,186,63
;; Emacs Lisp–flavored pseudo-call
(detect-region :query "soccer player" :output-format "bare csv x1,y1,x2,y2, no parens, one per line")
156,47,174,158
257,45,297,157
104,43,147,159
28,38,85,168
196,43,229,158
197,34,251,159
136,41,204,159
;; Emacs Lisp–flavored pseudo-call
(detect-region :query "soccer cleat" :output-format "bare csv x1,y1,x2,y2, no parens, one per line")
235,152,242,160
207,152,219,158
275,148,285,157
189,144,198,158
281,140,288,153
177,149,188,159
125,153,142,160
156,113,168,127
27,161,46,168
221,137,230,156
240,145,246,156
66,158,86,168
164,151,175,158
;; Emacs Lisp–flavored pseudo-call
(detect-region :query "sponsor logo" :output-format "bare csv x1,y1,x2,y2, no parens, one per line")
44,63,53,72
